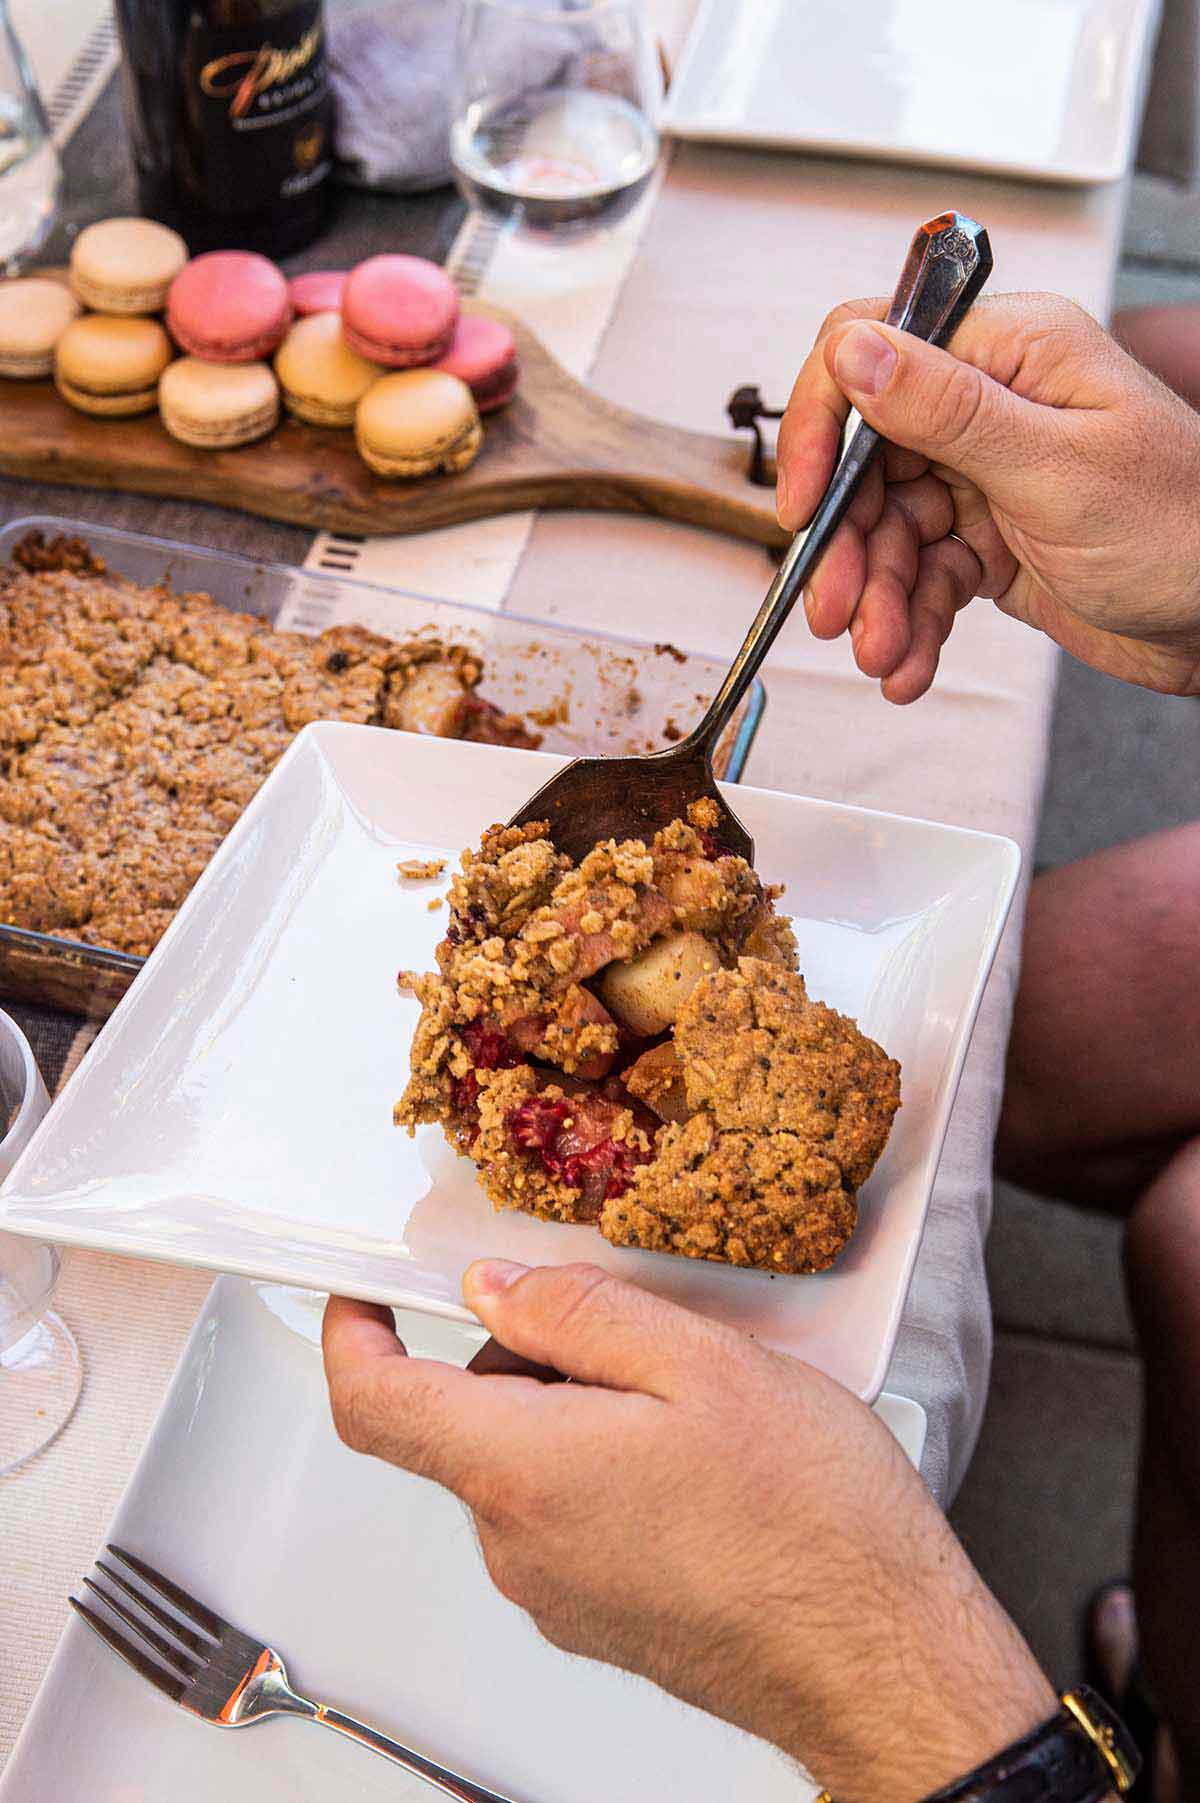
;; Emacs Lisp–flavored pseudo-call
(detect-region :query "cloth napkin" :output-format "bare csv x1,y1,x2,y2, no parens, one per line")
328,0,576,192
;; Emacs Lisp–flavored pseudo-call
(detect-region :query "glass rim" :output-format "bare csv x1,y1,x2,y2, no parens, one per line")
462,0,645,20
0,1007,43,1171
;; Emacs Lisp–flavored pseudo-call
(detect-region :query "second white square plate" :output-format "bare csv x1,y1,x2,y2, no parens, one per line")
662,0,1160,185
0,724,1018,1400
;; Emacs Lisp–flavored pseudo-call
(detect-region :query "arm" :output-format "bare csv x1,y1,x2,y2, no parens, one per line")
775,291,1200,702
324,1261,1055,1802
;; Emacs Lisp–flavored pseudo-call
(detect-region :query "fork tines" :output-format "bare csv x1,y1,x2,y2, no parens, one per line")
69,1544,220,1706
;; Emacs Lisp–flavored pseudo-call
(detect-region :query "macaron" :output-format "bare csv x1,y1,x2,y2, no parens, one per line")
167,251,292,362
55,314,174,416
69,216,188,315
274,311,382,428
0,278,81,377
355,369,482,478
435,314,519,413
289,270,347,316
159,356,279,448
341,255,459,368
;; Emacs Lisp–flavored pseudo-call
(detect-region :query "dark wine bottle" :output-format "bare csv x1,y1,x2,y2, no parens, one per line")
114,0,334,257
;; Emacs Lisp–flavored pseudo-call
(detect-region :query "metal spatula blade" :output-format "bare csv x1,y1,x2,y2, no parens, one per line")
508,211,993,865
512,733,756,864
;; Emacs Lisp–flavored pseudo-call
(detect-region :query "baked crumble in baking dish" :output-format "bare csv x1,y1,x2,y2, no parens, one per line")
0,531,537,957
397,799,901,1274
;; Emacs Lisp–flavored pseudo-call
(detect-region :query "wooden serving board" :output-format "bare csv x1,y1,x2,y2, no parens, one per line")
0,288,787,548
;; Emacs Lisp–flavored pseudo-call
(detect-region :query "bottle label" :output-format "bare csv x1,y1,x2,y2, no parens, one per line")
185,0,331,216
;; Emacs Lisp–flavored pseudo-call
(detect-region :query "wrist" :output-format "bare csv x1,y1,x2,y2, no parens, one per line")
766,1559,1057,1801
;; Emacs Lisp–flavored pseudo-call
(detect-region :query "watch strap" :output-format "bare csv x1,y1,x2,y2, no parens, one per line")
920,1686,1140,1803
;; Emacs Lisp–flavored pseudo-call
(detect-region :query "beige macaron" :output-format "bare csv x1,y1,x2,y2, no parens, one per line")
55,314,174,416
355,368,482,478
274,310,382,427
158,355,280,449
0,277,82,377
70,216,189,315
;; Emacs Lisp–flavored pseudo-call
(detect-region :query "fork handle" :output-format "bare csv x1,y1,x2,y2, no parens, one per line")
680,210,993,758
315,1703,524,1803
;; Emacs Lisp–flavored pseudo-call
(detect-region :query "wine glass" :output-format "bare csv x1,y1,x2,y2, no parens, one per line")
0,0,61,273
0,1008,82,1476
451,0,662,239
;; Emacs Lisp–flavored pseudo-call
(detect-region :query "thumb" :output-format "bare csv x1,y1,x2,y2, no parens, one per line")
828,318,1040,491
462,1259,732,1397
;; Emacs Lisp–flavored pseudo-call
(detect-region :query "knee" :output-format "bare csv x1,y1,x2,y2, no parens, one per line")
1124,1137,1200,1351
994,1058,1047,1185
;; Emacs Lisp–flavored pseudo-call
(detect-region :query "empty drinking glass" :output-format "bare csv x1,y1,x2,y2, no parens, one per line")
0,0,61,273
0,1009,81,1475
451,0,661,238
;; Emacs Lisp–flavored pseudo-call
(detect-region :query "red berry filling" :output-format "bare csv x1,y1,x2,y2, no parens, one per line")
505,1092,653,1217
461,1020,521,1071
561,1139,651,1212
509,1094,570,1151
450,1021,522,1129
697,828,723,859
451,1069,480,1118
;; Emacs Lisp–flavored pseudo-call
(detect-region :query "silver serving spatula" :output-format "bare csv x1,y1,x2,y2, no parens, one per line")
508,211,993,863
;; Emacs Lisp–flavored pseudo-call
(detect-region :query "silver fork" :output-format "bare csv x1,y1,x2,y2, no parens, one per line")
70,1544,525,1803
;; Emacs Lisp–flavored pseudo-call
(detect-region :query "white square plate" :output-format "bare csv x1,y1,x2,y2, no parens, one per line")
3,1277,852,1802
661,0,1160,185
0,723,1018,1400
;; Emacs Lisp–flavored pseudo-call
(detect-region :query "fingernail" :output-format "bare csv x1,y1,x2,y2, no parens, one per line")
464,1258,530,1301
834,324,897,398
775,469,791,524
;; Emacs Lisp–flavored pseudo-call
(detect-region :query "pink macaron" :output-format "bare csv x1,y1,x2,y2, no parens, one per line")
167,251,292,363
341,254,459,368
289,269,347,317
435,314,519,413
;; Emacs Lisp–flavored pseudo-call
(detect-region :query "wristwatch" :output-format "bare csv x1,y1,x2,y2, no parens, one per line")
814,1686,1140,1803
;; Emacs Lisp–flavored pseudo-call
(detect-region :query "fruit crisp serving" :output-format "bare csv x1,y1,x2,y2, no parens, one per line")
397,799,901,1274
0,532,535,956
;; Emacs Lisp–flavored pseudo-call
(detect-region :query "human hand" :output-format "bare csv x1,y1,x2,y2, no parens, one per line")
324,1262,1054,1801
776,291,1200,701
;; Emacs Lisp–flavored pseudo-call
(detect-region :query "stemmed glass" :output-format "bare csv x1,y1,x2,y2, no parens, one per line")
0,1009,82,1475
0,0,61,272
451,0,662,238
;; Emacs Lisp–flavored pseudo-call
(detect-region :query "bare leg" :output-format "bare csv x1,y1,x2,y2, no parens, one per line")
997,824,1200,1790
1090,1586,1181,1803
996,823,1200,1213
1114,306,1200,411
1127,1142,1200,1796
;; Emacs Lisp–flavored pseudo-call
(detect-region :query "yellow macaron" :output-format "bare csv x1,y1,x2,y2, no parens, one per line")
0,277,81,377
274,310,383,428
55,314,174,416
355,368,482,478
158,356,280,449
70,216,188,315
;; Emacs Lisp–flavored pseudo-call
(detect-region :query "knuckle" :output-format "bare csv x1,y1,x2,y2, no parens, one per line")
922,361,986,450
1029,290,1093,333
480,1534,534,1610
330,1369,451,1480
462,1464,523,1526
329,1372,387,1458
536,1261,614,1336
820,296,885,339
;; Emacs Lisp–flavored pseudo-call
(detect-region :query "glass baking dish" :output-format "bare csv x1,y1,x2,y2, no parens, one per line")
0,515,765,1019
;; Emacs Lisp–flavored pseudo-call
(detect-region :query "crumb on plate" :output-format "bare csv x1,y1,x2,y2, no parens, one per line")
397,857,447,880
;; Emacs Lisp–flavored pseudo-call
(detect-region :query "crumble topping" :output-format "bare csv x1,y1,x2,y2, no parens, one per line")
0,532,537,957
397,858,447,880
397,801,901,1274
